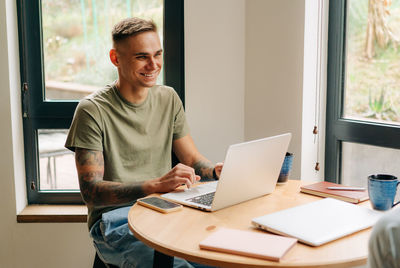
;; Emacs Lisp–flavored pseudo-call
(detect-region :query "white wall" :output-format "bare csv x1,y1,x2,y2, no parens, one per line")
186,0,313,182
1,1,95,268
0,1,18,266
1,0,319,267
185,0,245,163
245,0,305,179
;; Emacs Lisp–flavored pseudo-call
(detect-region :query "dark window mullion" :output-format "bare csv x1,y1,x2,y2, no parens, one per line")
334,120,400,149
20,0,48,118
31,118,73,130
325,0,347,183
23,120,40,203
34,102,79,119
164,0,185,106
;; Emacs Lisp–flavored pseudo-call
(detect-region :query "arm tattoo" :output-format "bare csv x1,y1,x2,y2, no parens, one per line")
193,160,215,180
75,148,146,207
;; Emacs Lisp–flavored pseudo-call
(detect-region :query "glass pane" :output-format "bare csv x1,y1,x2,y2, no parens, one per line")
341,142,400,191
344,0,400,125
41,0,163,100
38,129,78,191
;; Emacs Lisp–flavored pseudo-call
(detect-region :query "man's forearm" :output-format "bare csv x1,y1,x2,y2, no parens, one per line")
193,160,215,179
76,148,149,207
79,175,147,207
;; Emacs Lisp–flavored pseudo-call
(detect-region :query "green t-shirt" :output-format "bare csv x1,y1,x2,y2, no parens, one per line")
65,83,189,229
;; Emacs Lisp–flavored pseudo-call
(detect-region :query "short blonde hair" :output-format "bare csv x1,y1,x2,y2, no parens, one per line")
112,17,157,44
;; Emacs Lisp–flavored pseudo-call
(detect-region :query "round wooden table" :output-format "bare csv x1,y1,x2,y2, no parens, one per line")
128,180,372,267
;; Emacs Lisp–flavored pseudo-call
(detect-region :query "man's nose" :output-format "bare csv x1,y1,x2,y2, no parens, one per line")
147,57,157,69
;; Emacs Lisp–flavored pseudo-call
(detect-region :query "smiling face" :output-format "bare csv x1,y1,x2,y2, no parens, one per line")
110,31,163,92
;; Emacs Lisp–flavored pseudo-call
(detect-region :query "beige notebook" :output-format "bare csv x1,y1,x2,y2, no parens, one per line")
199,227,297,262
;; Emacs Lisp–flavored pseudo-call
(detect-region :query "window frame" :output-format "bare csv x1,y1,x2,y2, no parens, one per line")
17,0,185,204
325,0,400,183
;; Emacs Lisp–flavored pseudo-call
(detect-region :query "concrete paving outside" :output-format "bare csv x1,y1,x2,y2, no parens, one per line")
39,151,79,191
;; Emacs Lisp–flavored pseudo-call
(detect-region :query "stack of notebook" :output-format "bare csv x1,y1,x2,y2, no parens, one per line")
199,227,297,261
300,181,369,204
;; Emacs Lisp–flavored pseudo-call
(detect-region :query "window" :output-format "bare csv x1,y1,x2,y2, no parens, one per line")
326,0,400,187
17,0,184,204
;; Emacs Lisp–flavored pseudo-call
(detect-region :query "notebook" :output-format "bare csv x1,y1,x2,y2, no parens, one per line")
252,198,384,246
199,227,297,262
300,181,369,204
161,133,291,211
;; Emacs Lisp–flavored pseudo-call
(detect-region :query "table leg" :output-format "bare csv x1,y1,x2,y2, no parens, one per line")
153,250,174,268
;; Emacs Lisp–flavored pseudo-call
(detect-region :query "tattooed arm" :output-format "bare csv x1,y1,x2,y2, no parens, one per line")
75,148,147,206
75,148,199,206
173,135,223,180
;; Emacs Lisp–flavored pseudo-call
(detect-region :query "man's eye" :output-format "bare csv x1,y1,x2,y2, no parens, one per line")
136,56,146,60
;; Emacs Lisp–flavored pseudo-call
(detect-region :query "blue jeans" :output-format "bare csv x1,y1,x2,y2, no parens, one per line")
90,206,213,268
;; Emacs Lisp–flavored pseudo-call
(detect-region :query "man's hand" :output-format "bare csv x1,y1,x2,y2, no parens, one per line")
143,163,200,194
173,135,224,180
214,162,224,179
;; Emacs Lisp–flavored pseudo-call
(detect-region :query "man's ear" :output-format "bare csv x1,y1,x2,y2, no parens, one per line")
109,49,119,67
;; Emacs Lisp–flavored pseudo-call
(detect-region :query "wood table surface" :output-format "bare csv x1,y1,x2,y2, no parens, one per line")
128,180,373,268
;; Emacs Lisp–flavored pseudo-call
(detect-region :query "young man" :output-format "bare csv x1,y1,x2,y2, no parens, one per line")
65,17,222,267
368,208,400,268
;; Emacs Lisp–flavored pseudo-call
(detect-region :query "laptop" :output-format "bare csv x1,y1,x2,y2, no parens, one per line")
161,133,291,211
252,197,385,246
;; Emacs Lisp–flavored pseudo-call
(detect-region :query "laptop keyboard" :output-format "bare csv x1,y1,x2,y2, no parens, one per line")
186,192,215,206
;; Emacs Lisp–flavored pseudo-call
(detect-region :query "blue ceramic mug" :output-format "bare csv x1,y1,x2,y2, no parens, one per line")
368,174,400,211
277,152,294,184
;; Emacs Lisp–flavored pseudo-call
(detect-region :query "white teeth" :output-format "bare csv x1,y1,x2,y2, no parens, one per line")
143,74,153,77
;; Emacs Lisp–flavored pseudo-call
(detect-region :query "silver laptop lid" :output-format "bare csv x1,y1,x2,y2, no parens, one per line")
211,133,291,211
252,198,384,246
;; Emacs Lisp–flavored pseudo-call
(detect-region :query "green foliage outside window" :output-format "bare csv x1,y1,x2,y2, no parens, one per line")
42,0,163,89
345,0,400,124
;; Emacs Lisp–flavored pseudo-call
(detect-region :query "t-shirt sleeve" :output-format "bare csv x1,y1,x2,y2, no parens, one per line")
65,99,103,152
172,90,190,140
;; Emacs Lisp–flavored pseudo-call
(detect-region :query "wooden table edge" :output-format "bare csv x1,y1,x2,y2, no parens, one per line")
128,180,371,268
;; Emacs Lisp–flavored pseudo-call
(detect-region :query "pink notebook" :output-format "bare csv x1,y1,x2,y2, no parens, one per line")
199,228,297,262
